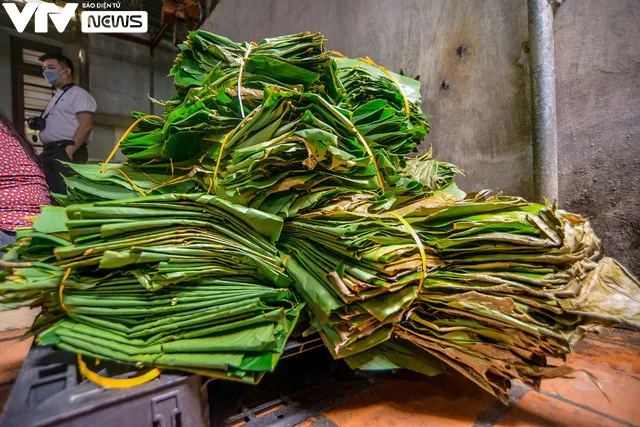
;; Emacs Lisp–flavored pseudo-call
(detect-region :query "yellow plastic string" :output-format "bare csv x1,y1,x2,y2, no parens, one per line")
353,130,385,189
207,176,214,194
138,169,163,185
237,44,256,119
361,56,411,117
102,168,147,197
329,50,347,58
145,175,191,195
58,268,72,312
389,212,427,293
101,115,162,173
169,158,174,178
77,354,162,389
212,108,259,191
310,93,385,190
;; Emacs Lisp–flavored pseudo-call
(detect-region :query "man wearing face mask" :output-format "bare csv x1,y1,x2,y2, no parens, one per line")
37,53,96,198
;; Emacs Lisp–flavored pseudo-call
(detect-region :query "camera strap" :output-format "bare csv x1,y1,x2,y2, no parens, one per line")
41,83,75,120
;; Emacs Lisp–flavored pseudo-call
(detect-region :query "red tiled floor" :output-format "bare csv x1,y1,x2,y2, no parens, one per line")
0,330,33,416
496,392,623,426
0,336,33,385
313,329,640,427
323,370,499,426
1,328,640,426
540,337,640,426
0,329,27,341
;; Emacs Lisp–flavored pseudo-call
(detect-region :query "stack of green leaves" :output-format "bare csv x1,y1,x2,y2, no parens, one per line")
208,87,435,216
209,88,385,209
169,31,345,113
335,55,430,157
58,163,198,205
0,194,303,382
61,31,435,212
37,274,301,383
278,189,640,402
2,29,638,399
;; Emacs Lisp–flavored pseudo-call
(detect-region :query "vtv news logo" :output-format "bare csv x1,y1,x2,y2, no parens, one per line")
2,1,148,33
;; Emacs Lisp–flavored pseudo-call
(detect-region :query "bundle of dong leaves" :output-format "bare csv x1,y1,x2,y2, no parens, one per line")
1,30,639,402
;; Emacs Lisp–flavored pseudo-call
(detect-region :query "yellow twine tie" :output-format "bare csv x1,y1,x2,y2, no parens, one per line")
353,130,385,189
329,50,347,58
311,93,385,190
361,56,411,117
389,212,427,294
213,131,236,191
212,108,258,191
145,175,191,195
102,167,147,197
207,176,214,194
77,354,162,389
102,115,162,173
58,268,72,312
237,44,256,119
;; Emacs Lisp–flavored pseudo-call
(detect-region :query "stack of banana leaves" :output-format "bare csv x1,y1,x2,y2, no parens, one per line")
0,194,302,383
1,29,639,403
334,55,430,158
57,31,435,212
168,31,345,113
60,86,432,214
279,188,640,402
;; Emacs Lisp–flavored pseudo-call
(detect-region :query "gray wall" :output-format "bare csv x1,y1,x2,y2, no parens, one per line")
203,0,640,274
88,35,176,161
555,0,640,274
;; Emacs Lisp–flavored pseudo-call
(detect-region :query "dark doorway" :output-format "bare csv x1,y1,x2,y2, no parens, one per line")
10,37,62,154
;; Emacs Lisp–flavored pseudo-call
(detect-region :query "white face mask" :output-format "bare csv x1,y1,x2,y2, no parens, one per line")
43,68,62,86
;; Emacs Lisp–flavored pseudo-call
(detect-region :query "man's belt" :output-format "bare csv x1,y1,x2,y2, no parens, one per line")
43,140,75,150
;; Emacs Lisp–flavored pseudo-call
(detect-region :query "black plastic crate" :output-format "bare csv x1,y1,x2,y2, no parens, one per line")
0,334,329,427
0,345,208,427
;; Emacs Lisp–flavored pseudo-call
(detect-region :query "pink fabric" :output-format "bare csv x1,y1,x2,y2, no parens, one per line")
0,122,50,231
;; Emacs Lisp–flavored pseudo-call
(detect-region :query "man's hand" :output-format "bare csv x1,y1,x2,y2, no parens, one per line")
68,113,93,162
65,144,76,160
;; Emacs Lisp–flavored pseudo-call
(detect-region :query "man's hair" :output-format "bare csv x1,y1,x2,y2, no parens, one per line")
39,53,74,74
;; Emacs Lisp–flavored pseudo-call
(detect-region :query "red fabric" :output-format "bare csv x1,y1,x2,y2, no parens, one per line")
0,122,50,231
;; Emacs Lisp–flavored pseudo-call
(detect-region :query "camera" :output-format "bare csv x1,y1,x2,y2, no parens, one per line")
27,116,46,131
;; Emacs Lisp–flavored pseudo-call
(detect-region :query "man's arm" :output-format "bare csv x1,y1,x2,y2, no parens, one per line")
66,113,93,160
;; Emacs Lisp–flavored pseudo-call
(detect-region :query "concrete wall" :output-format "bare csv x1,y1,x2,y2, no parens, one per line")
203,0,640,274
88,35,176,161
555,0,640,274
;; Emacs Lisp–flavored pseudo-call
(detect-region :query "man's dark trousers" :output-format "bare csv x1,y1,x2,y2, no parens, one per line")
40,141,88,200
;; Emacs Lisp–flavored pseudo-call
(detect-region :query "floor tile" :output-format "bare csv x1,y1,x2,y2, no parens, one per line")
323,371,498,427
496,392,626,426
0,336,33,384
539,352,640,426
0,329,28,341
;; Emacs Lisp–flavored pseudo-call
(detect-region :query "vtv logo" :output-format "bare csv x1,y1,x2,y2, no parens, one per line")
2,1,78,33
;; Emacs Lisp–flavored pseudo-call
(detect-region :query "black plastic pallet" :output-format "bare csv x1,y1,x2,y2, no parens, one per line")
0,335,337,427
0,346,208,427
